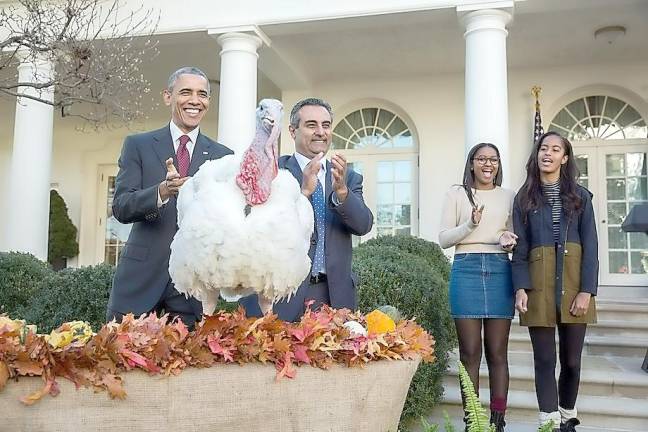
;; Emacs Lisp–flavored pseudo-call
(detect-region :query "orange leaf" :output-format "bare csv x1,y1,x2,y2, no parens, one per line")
0,361,9,390
19,379,53,405
101,374,126,399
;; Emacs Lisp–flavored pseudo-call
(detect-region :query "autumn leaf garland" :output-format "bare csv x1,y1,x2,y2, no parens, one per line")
0,305,435,405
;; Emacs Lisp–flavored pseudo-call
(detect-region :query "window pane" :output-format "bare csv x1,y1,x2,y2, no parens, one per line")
345,110,363,130
606,154,625,176
377,184,393,204
395,204,411,226
607,179,626,200
630,252,647,274
377,205,393,225
627,177,648,201
617,104,641,126
627,153,647,176
607,203,627,225
394,161,412,182
362,108,378,129
377,161,393,182
609,251,629,274
565,99,587,122
105,176,131,265
625,121,648,139
608,227,627,249
393,132,414,148
377,109,393,130
629,232,648,250
394,183,411,204
602,97,626,120
575,155,588,176
386,116,407,137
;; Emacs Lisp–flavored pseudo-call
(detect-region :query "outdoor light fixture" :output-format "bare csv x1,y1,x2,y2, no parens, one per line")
594,25,626,44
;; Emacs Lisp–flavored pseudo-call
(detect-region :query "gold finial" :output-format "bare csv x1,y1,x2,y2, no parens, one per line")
532,86,542,110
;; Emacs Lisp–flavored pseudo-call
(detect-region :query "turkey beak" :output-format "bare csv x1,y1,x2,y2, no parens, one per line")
262,116,274,128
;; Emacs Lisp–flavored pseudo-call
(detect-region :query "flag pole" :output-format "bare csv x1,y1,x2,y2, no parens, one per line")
532,86,544,144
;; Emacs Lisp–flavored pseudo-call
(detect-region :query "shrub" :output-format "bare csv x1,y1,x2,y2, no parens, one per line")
0,252,51,319
19,263,114,333
48,190,79,268
362,235,451,283
353,235,455,426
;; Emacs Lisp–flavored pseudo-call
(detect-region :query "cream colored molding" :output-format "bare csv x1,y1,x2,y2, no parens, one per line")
207,25,271,48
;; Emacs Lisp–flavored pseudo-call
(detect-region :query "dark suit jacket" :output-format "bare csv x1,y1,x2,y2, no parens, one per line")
241,154,374,321
107,125,233,315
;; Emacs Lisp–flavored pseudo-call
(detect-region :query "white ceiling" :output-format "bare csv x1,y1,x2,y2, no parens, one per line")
253,0,648,87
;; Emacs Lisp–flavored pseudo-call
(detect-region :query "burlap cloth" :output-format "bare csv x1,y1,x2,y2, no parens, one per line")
1,358,419,432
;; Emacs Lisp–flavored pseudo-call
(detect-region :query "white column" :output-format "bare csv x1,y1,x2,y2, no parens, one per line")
215,32,262,153
6,56,55,260
460,8,512,177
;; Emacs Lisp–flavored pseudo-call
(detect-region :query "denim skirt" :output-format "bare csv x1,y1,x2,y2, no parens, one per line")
449,253,514,319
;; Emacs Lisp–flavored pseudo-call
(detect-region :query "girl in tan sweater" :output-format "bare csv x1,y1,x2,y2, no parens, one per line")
439,143,517,432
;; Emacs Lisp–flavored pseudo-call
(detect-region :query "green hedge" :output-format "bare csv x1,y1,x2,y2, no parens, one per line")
354,235,455,427
20,264,114,333
0,252,51,319
0,253,112,333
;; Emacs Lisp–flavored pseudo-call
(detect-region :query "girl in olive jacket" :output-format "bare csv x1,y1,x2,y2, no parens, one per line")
512,132,598,432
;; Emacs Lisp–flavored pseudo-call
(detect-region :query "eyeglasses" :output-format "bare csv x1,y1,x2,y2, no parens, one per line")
473,156,500,166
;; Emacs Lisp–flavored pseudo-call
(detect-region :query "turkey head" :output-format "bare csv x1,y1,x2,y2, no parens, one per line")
236,99,283,206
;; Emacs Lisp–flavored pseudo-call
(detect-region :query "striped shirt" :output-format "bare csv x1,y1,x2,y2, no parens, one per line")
541,180,562,243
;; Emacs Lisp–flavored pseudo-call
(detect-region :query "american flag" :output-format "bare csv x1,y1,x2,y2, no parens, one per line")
532,86,543,143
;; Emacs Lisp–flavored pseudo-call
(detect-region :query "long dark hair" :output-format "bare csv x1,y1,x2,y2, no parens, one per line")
518,131,582,221
461,143,503,208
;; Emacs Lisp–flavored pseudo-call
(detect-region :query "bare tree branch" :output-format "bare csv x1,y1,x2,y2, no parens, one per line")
0,0,159,129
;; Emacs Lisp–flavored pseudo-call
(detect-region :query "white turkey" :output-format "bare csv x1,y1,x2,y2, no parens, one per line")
169,99,314,316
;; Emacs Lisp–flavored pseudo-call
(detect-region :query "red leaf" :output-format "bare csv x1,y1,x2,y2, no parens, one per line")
293,345,310,364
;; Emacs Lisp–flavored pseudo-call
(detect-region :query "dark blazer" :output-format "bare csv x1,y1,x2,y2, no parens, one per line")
107,125,233,315
511,185,598,326
241,154,374,321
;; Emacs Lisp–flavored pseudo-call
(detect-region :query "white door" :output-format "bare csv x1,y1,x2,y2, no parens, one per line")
96,165,132,265
347,153,419,244
574,139,648,286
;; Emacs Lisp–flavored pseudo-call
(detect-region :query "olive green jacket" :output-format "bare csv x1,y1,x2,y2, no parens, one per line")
512,186,599,327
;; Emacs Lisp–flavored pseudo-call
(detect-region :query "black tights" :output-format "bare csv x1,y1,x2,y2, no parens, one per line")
454,318,511,406
528,323,587,412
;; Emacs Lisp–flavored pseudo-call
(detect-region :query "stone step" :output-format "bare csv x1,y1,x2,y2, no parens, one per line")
596,300,648,322
436,386,648,431
417,414,639,432
446,352,648,399
508,333,648,357
596,286,648,300
509,318,648,339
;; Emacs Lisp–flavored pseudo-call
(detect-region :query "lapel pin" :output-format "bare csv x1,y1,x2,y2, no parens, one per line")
203,151,208,155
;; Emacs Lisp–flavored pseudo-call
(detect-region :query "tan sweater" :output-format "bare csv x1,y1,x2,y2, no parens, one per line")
438,185,515,253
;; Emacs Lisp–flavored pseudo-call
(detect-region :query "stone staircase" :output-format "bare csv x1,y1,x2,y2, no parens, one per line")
423,297,648,431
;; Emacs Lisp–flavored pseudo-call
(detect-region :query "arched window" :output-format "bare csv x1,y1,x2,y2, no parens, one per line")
548,94,647,284
332,107,418,240
548,96,647,141
332,108,414,150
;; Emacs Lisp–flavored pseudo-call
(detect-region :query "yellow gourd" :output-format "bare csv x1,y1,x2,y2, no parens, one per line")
366,310,396,334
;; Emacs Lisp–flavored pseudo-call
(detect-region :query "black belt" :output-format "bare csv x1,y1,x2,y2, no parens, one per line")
310,273,327,284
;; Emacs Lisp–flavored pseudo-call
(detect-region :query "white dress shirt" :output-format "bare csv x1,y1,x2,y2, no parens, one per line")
157,121,200,207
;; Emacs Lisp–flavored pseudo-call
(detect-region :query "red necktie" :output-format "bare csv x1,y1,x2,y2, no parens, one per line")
177,135,190,177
